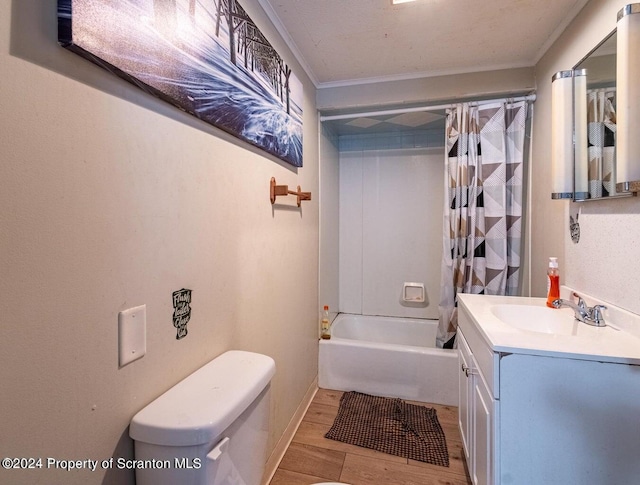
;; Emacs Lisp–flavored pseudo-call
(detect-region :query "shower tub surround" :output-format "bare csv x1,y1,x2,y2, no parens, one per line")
319,313,458,406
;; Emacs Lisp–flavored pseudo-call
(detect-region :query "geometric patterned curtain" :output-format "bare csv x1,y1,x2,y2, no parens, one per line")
587,89,616,198
438,101,529,348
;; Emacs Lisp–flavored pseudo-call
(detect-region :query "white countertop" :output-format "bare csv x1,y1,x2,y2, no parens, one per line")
457,293,640,365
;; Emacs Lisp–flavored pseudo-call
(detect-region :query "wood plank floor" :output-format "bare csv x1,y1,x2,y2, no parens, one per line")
270,389,472,485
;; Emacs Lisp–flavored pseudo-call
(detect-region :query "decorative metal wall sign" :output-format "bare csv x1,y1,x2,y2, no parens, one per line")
58,0,303,167
570,212,580,244
172,288,192,339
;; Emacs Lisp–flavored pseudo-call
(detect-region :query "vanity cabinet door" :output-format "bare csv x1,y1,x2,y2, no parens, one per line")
458,326,496,485
458,329,474,470
473,371,494,485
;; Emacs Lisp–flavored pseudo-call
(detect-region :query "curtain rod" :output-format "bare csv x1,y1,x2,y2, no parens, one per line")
320,94,537,122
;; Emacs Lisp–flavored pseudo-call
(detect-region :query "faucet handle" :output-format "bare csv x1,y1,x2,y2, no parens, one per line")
572,292,587,310
590,305,607,326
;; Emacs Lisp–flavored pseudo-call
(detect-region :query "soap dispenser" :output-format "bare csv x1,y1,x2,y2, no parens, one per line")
546,257,560,307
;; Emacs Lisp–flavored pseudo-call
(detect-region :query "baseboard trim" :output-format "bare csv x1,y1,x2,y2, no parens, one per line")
262,376,318,485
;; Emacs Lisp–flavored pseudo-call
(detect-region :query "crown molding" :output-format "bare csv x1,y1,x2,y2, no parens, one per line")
316,61,535,90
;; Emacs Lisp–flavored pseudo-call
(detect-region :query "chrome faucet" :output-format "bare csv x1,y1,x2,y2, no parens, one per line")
552,292,607,327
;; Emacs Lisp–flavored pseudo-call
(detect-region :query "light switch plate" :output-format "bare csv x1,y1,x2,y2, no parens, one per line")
118,304,146,367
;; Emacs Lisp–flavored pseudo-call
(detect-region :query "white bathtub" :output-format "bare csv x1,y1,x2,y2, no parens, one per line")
318,313,458,406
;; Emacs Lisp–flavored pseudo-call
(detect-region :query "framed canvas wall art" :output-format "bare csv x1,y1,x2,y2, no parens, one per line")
58,0,303,167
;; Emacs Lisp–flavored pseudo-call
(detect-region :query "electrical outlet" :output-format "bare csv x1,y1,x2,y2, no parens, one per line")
118,305,146,367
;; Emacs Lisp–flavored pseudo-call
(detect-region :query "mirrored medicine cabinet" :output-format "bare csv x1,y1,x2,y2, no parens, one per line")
553,3,640,202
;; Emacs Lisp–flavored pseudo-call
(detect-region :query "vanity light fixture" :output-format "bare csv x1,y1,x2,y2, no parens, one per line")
551,69,588,200
616,3,640,193
551,70,575,199
392,0,416,4
573,70,589,200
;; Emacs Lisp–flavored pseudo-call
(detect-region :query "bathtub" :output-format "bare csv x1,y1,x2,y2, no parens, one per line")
318,313,458,406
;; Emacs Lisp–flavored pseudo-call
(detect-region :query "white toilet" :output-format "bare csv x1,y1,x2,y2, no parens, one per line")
130,350,276,485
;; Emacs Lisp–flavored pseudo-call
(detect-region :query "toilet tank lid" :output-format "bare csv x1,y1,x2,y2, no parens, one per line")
129,350,276,446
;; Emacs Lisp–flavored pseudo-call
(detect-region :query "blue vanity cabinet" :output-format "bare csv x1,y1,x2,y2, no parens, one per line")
458,295,640,485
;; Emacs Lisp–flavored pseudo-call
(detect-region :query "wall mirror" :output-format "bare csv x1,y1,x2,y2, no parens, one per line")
573,31,619,201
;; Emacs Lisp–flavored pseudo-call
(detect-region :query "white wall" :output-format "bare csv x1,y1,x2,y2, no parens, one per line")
0,1,318,484
319,123,340,321
532,0,640,315
339,147,444,319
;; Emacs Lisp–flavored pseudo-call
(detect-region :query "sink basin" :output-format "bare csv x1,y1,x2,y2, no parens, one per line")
458,293,638,365
490,304,580,335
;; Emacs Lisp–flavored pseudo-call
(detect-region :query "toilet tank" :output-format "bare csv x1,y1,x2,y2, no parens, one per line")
130,350,276,485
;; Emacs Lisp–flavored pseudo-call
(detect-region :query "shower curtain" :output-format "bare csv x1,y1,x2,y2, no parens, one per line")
587,89,616,198
438,101,529,348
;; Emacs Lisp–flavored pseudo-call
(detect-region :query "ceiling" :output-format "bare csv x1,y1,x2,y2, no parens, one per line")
258,0,590,88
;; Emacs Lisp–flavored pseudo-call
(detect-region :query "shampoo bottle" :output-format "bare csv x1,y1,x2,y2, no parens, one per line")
546,257,560,308
320,305,331,339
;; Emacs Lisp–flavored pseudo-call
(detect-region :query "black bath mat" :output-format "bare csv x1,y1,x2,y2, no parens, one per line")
325,391,449,467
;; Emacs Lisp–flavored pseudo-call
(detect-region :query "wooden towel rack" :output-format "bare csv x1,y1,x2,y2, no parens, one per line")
270,177,311,207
